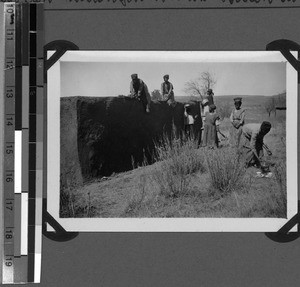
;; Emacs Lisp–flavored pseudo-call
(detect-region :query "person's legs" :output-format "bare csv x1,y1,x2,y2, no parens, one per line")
239,135,255,167
167,93,176,107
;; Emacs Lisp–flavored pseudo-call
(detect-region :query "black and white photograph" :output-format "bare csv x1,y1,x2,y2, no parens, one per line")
47,51,297,232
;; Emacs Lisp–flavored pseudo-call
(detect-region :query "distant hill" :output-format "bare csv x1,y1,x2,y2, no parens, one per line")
175,93,286,124
176,93,286,108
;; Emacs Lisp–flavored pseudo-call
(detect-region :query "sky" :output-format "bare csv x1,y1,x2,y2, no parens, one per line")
61,61,286,97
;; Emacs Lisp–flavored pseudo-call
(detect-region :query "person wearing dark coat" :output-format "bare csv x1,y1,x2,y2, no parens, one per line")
130,73,151,113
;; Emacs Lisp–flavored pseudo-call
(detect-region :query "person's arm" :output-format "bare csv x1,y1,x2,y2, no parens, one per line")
164,83,173,101
130,81,134,97
216,116,226,138
263,143,272,156
167,83,174,97
230,110,234,123
161,83,164,97
200,103,206,117
240,109,246,126
137,79,144,97
184,107,188,118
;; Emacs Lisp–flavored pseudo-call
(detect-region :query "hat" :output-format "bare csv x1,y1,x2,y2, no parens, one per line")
234,97,242,103
163,74,169,79
184,104,190,107
131,73,138,79
207,89,214,95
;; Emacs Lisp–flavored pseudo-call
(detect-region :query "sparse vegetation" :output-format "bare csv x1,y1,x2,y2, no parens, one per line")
60,179,96,218
205,148,246,195
151,131,206,198
61,94,287,219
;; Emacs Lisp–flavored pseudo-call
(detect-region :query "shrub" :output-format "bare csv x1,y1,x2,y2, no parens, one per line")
205,147,246,195
151,130,206,198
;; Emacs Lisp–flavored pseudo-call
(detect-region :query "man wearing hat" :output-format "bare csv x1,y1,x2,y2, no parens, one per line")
229,97,246,147
240,121,272,168
129,73,151,113
161,74,176,107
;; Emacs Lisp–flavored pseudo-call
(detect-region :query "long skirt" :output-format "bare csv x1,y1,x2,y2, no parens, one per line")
202,124,218,148
229,125,243,148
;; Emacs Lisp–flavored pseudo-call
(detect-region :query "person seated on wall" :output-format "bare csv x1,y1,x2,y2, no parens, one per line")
161,74,176,107
129,73,151,113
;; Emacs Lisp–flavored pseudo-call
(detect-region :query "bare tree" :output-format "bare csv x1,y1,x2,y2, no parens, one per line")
184,71,217,100
265,97,276,117
151,89,162,101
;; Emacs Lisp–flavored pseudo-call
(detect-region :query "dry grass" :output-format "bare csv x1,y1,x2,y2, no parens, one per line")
151,131,206,198
205,148,247,195
60,96,287,219
60,179,96,218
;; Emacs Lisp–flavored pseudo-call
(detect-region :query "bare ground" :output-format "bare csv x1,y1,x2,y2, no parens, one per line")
65,153,286,218
61,98,287,218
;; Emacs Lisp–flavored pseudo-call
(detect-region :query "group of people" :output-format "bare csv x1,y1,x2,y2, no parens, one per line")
185,89,272,169
129,73,272,169
129,73,176,113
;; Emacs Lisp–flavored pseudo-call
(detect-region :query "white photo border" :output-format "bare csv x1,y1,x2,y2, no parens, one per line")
47,51,298,232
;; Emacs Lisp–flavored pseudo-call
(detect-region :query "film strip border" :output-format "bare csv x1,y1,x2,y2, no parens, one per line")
2,2,43,284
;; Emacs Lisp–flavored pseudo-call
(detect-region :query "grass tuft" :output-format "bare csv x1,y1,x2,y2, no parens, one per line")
151,130,206,198
60,179,96,218
205,148,246,195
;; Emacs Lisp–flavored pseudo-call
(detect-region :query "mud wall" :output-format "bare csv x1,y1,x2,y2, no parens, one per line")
60,97,84,190
61,96,202,184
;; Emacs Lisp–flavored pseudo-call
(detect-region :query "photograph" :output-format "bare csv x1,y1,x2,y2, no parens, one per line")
47,51,298,232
